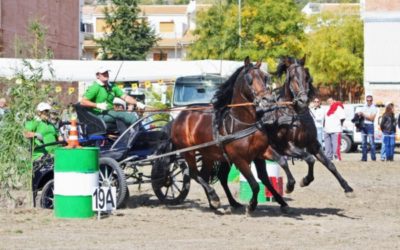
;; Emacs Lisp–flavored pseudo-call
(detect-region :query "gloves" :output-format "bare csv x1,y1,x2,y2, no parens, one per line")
96,102,108,111
136,102,146,109
35,133,43,141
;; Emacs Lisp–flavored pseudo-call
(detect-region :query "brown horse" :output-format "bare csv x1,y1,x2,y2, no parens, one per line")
170,60,288,212
259,57,354,195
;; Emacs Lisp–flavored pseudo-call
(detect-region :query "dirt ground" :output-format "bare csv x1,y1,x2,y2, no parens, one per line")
1,152,399,250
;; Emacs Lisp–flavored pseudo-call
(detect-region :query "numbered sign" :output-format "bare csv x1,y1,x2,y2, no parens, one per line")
92,187,117,211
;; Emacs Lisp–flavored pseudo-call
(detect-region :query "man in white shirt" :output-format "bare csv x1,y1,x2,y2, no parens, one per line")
324,97,346,161
310,97,324,146
359,95,378,161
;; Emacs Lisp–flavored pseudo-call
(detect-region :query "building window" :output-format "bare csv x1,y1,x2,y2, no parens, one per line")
160,22,175,33
81,22,94,33
153,52,168,61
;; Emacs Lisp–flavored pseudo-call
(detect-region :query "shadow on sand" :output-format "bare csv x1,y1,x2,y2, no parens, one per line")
121,193,358,220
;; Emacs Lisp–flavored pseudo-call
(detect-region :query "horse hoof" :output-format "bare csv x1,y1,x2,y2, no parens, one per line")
300,177,313,187
246,203,257,213
227,205,245,214
231,202,244,209
345,191,356,198
210,200,221,209
214,208,226,215
285,185,295,194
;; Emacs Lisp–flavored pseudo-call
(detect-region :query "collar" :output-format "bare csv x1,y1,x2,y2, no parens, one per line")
96,79,106,86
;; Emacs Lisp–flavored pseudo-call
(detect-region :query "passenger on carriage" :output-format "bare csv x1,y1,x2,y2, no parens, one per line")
23,102,63,160
80,66,146,127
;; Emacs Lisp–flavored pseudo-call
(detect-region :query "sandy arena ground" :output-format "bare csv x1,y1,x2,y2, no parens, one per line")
1,152,399,250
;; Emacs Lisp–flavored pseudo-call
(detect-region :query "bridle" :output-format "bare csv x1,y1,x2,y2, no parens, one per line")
240,65,270,105
285,63,309,103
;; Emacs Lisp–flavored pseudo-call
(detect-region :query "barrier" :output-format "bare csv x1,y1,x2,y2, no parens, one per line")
264,160,283,202
54,147,99,218
228,165,240,182
239,162,267,203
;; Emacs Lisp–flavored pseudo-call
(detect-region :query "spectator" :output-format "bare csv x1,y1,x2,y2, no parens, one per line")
80,66,145,127
310,97,324,146
359,95,378,161
0,97,8,119
24,102,63,160
324,97,345,161
380,103,396,161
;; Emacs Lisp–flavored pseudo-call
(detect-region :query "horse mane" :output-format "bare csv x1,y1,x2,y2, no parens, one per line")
305,67,316,99
212,65,245,122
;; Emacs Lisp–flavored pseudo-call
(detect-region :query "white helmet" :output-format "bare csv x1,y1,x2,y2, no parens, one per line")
37,102,52,112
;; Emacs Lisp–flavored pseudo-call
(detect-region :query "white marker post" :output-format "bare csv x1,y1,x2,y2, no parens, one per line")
92,186,117,220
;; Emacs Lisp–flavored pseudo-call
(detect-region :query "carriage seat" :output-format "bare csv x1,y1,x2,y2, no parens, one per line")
74,103,121,137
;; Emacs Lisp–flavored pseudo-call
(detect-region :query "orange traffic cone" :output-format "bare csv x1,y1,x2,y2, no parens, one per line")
66,117,81,148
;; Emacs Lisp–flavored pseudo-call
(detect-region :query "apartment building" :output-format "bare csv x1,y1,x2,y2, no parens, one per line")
0,0,81,59
81,1,208,60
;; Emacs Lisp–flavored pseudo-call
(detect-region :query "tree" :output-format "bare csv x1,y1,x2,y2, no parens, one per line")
96,0,159,60
0,20,54,206
188,0,306,70
306,11,363,101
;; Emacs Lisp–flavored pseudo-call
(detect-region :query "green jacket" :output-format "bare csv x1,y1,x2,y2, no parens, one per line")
83,81,124,114
25,118,59,160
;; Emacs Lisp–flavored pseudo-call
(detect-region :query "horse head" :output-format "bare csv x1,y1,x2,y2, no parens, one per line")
276,56,314,112
213,57,270,124
238,59,270,104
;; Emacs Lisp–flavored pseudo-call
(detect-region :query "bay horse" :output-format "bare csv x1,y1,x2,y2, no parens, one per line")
169,59,289,212
259,56,354,195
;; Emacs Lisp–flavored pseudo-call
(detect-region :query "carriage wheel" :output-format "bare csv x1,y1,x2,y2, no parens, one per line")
99,157,128,209
151,141,190,205
39,180,54,209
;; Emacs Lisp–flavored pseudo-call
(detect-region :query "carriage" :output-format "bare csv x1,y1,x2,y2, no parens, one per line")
34,105,191,209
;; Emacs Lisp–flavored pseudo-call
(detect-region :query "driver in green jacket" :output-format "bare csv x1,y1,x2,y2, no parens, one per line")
24,102,62,160
80,66,146,126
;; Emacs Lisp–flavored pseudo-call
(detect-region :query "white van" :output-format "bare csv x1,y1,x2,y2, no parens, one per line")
171,74,227,117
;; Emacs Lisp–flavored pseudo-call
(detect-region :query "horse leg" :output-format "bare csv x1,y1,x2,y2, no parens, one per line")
299,151,315,187
235,160,259,212
253,158,288,209
217,162,243,209
282,143,315,188
314,148,354,196
265,146,296,194
185,154,221,209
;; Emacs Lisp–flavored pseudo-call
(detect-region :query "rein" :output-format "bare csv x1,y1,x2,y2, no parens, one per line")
142,101,293,113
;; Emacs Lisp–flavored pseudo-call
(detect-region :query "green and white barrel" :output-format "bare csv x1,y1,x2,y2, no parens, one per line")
239,162,267,203
228,165,240,183
54,147,99,218
265,160,283,202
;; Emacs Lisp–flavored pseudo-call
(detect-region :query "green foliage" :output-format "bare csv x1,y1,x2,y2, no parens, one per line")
188,0,305,70
96,0,159,60
143,84,172,122
305,12,363,99
14,19,54,59
0,20,54,204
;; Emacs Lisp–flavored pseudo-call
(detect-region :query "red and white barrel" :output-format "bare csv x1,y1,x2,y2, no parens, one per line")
265,160,283,202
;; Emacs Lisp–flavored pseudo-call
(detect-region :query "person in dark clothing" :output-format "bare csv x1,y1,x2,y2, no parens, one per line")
380,103,396,161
